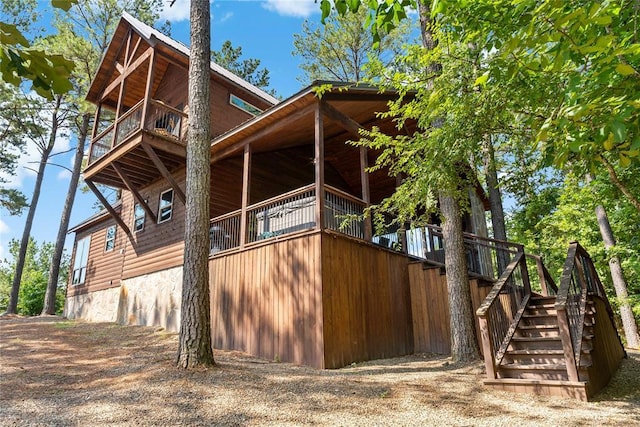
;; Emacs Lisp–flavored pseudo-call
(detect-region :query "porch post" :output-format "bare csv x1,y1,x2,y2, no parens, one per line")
360,146,372,241
314,103,325,230
141,48,156,131
239,144,252,248
397,174,408,254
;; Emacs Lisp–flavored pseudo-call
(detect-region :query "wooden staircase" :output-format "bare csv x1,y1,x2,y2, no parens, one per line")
477,243,626,401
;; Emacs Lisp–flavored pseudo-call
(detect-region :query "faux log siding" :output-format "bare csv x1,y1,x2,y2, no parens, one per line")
211,158,243,217
120,169,187,279
67,218,125,297
408,262,491,354
153,63,188,111
321,233,414,369
209,232,325,368
153,63,273,138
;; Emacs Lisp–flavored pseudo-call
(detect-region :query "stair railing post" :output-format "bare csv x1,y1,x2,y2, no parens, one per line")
556,307,579,381
478,315,497,379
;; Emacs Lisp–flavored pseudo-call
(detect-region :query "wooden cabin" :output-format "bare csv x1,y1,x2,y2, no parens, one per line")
66,13,625,398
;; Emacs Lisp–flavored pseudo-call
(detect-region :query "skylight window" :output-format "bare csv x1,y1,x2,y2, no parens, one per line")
229,94,262,116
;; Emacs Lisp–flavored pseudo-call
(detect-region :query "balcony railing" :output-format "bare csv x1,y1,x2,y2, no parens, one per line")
88,99,187,165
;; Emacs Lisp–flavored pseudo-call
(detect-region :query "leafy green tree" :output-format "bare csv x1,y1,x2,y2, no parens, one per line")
293,7,413,83
0,0,75,99
0,238,68,315
211,40,275,95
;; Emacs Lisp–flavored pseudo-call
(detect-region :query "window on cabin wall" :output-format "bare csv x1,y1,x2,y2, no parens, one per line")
104,225,117,252
229,94,262,116
133,203,145,232
72,236,91,286
158,189,174,223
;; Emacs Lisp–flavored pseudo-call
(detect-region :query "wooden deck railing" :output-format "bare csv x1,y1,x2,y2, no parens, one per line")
88,98,187,165
476,250,531,379
555,241,621,381
324,186,365,239
402,224,522,281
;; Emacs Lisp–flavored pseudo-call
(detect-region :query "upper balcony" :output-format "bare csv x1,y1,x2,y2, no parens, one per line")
83,98,188,189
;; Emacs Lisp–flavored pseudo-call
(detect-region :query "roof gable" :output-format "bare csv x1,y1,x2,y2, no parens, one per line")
85,12,279,106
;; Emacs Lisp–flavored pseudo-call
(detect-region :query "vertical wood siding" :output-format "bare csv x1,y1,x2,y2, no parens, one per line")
321,233,414,369
408,262,490,354
209,232,325,368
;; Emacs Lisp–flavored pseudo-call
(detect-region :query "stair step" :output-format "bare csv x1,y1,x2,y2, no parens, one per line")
483,378,589,400
509,336,563,350
501,363,567,370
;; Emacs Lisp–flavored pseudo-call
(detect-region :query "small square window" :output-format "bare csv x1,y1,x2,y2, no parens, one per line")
134,203,145,232
105,225,116,252
158,189,174,223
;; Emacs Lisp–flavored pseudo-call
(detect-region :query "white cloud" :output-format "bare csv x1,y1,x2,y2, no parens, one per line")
0,219,8,260
219,11,234,23
262,0,319,18
0,219,8,235
159,0,191,22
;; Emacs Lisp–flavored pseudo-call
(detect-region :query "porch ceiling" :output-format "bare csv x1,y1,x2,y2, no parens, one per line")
210,84,409,161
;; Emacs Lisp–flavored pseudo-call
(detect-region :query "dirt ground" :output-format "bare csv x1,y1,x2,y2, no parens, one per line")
1,317,638,426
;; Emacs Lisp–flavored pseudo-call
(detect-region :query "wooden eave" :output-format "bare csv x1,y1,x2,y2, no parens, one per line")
210,84,407,162
68,201,122,234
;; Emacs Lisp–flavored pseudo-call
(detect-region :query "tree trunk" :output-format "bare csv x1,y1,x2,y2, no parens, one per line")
594,205,640,349
42,113,90,316
482,135,510,273
418,0,479,361
6,97,61,314
177,0,215,368
439,192,480,361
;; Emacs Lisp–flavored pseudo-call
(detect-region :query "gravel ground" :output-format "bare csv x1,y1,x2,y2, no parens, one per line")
1,316,639,426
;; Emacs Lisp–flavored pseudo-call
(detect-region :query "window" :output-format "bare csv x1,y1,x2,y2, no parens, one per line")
229,94,262,116
104,225,116,252
158,189,174,223
72,236,91,286
133,203,145,232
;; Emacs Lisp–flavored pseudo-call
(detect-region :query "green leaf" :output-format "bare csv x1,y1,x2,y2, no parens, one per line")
320,0,331,23
619,153,631,167
611,121,627,143
51,0,77,12
346,0,361,12
474,72,489,86
615,63,636,76
604,133,615,150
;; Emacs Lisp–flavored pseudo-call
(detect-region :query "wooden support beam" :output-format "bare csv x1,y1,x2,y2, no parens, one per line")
320,100,364,139
85,180,133,240
239,144,252,248
360,146,372,241
211,102,316,163
100,48,153,101
141,49,156,130
314,103,325,231
127,36,142,68
141,141,186,205
111,162,157,223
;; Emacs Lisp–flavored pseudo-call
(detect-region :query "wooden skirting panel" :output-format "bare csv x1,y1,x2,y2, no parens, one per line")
321,233,414,369
585,296,626,398
408,262,491,354
209,232,325,368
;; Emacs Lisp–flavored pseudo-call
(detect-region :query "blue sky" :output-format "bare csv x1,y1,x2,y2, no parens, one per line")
0,0,326,260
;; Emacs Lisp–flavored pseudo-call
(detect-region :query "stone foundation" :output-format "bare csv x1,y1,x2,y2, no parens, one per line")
64,266,183,332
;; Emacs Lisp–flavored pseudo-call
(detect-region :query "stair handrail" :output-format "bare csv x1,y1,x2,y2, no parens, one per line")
476,248,532,379
571,242,626,358
555,242,588,382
